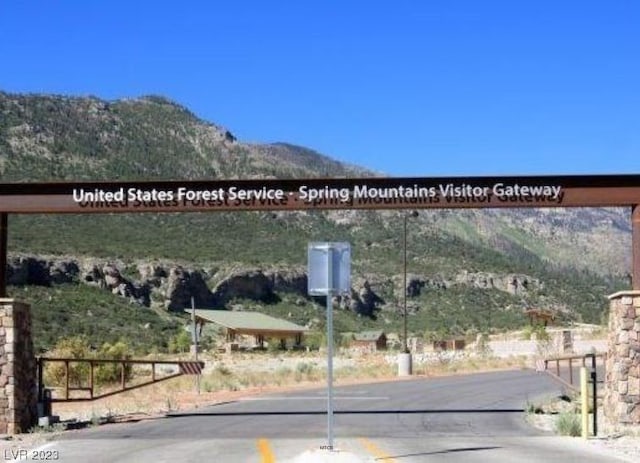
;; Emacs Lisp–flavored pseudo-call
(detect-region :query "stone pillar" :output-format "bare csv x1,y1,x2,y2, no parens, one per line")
0,299,37,434
604,291,640,427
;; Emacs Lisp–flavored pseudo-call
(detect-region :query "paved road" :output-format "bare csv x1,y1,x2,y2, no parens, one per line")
28,370,629,462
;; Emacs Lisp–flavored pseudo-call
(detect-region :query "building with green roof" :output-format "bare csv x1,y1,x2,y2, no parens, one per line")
186,309,308,349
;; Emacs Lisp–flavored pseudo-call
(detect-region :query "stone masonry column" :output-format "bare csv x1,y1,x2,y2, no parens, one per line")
0,299,37,434
604,291,640,427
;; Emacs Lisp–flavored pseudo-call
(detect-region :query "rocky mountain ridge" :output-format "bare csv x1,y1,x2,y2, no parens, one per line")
7,254,557,319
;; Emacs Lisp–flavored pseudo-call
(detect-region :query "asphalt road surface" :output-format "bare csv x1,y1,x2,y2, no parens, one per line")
29,369,628,462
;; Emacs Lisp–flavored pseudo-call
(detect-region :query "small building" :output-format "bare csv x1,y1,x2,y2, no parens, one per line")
187,309,308,350
352,330,387,351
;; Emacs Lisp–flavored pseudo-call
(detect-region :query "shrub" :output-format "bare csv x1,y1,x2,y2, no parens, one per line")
522,324,550,341
168,330,191,354
43,336,92,387
42,337,135,389
533,325,550,341
215,364,232,376
294,362,316,382
305,331,324,350
555,411,581,436
475,332,492,356
202,380,214,393
296,362,314,375
521,325,534,340
267,337,284,352
94,341,133,385
275,366,293,379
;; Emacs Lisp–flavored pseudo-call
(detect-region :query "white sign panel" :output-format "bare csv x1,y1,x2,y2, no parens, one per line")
307,242,351,296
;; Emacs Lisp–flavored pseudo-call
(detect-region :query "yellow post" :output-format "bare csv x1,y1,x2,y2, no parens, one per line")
580,367,589,438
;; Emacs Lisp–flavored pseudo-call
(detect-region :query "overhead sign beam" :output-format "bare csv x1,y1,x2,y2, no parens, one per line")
0,174,639,290
1,174,640,213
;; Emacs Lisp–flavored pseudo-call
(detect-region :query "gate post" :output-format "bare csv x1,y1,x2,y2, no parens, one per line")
604,291,640,429
0,299,38,434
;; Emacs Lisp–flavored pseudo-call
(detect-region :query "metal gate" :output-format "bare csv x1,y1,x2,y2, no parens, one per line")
37,357,204,403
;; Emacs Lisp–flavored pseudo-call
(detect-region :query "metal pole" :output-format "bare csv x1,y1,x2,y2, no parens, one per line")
191,297,200,394
64,360,69,400
121,361,126,390
326,247,334,450
569,358,573,386
580,367,589,438
403,214,408,353
37,358,44,404
37,357,47,416
589,353,597,436
89,361,94,399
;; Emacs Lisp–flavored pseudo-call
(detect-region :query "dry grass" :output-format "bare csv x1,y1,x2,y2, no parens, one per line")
415,354,529,376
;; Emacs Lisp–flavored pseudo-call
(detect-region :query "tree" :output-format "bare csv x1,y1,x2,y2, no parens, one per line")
94,341,133,385
43,336,91,387
168,330,191,354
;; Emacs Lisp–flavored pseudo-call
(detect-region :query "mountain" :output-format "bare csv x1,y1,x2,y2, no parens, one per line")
0,91,631,350
0,92,370,181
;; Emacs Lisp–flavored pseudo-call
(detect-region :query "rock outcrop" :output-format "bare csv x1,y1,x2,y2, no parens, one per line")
5,254,549,318
7,256,79,286
350,280,385,317
164,266,215,311
210,270,276,305
414,271,541,295
266,269,307,294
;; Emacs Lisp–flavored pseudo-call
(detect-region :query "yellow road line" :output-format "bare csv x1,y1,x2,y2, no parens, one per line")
257,438,276,463
357,438,398,462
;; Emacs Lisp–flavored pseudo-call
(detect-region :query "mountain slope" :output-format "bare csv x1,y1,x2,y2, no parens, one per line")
0,92,370,181
0,91,631,350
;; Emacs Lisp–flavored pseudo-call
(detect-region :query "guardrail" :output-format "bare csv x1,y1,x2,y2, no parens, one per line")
37,357,205,403
542,352,605,391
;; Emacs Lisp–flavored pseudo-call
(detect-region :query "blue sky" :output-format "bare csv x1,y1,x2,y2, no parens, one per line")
1,1,638,177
